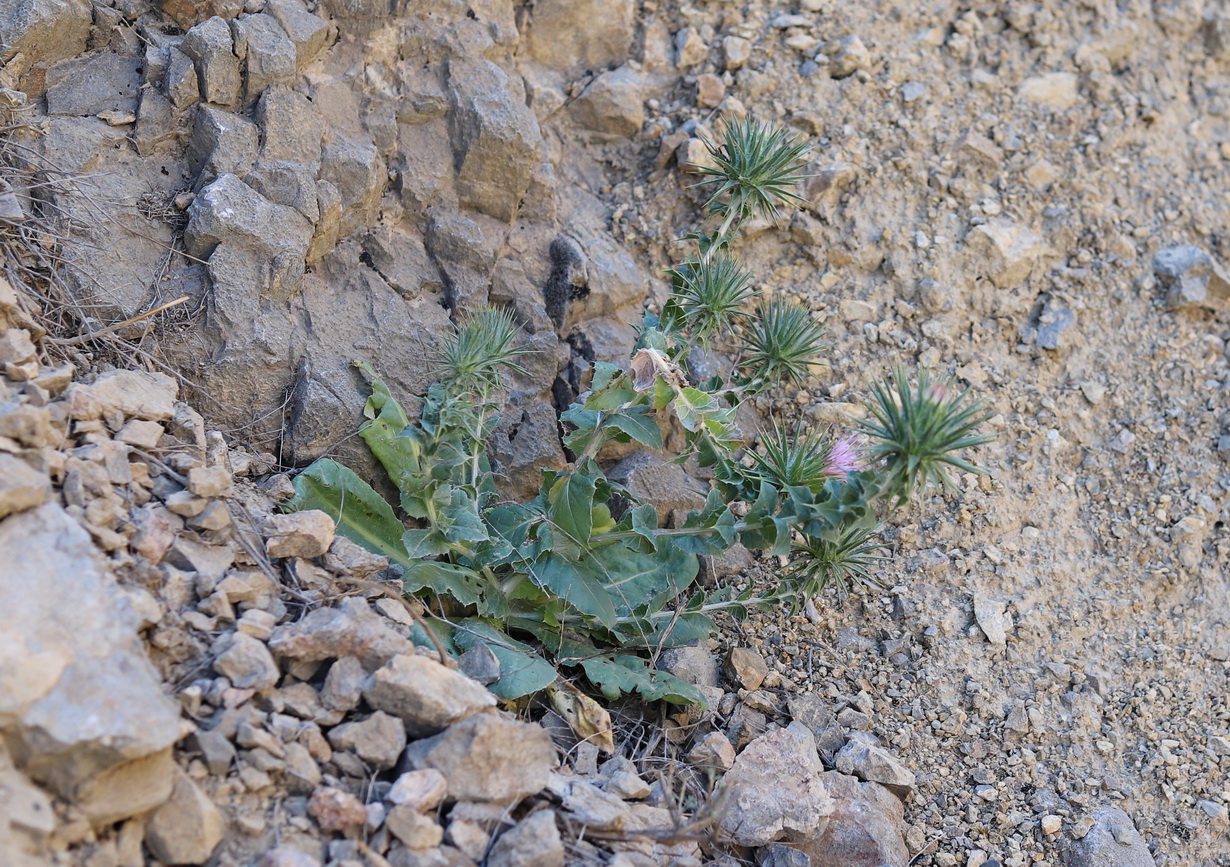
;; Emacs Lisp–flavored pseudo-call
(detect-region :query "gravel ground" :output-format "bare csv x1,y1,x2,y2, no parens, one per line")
602,1,1230,863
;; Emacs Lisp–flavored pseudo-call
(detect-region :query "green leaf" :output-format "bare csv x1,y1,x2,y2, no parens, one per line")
629,504,660,552
578,654,705,705
402,561,509,618
594,539,698,618
287,459,411,568
548,471,597,553
673,386,720,432
529,553,620,628
452,619,558,700
605,407,664,450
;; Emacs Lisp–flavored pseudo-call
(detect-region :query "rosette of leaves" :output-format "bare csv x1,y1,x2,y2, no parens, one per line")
287,120,995,708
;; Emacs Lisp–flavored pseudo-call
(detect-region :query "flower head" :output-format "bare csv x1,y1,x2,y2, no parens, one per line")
823,434,863,480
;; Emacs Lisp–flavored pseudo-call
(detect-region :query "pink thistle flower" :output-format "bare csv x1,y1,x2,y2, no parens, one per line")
823,434,863,480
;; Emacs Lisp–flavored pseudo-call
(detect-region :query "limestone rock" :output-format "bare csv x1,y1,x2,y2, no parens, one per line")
319,135,385,238
795,772,908,867
1019,72,1080,110
403,714,556,804
184,173,313,265
0,0,93,68
265,510,335,559
213,632,280,692
44,52,141,117
231,13,297,103
327,710,406,769
264,0,332,69
571,65,645,138
526,0,634,74
833,738,916,797
966,219,1048,288
1062,807,1156,866
145,765,226,865
308,785,368,833
686,731,736,772
488,809,564,867
182,16,242,107
66,369,178,422
718,724,833,846
388,769,448,811
447,58,544,223
0,455,50,520
725,647,770,691
188,105,260,181
608,451,708,525
1153,245,1230,310
268,597,412,670
0,503,181,802
362,654,496,738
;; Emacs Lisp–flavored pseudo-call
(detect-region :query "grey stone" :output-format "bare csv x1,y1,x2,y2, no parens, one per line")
231,13,297,103
45,52,141,116
268,597,412,670
247,159,320,221
182,16,242,107
608,451,708,525
213,632,280,691
685,731,736,772
757,845,811,867
144,765,225,865
403,714,556,805
795,772,908,867
457,643,501,686
1034,300,1076,351
571,65,645,138
487,402,568,502
188,105,260,182
184,173,312,266
657,642,721,688
1062,807,1156,867
447,57,544,222
972,594,1008,646
526,0,634,73
0,0,92,67
255,84,324,166
1153,245,1230,310
833,739,916,797
488,809,563,867
0,503,181,801
321,655,365,711
424,210,504,311
718,723,833,847
191,727,236,776
787,694,846,762
319,135,385,239
324,535,390,579
165,47,200,109
362,654,496,738
0,454,50,519
264,0,332,68
134,88,176,155
361,226,444,302
327,710,406,769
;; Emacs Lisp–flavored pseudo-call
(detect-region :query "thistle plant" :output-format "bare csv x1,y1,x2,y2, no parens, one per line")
286,119,994,707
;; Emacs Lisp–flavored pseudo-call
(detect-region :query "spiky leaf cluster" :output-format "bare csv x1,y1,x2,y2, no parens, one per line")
785,524,888,599
439,307,528,394
739,299,828,389
667,254,755,341
857,366,995,506
691,117,811,226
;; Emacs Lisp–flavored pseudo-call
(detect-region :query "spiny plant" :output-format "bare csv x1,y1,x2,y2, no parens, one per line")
287,119,994,706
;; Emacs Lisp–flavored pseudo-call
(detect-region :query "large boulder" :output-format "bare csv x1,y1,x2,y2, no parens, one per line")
0,503,181,812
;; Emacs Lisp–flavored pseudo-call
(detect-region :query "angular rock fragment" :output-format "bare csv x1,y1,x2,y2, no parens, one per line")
1062,807,1156,867
181,16,242,107
571,65,645,138
488,809,564,867
526,0,634,73
264,510,335,558
0,454,50,520
795,772,909,867
1153,245,1230,310
362,654,496,737
268,597,412,669
718,724,833,846
144,765,225,865
402,715,555,804
833,737,916,797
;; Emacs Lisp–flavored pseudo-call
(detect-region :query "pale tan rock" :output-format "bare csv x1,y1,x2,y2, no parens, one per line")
363,654,496,737
1018,72,1079,109
66,370,177,421
144,765,225,864
265,510,334,558
0,454,49,519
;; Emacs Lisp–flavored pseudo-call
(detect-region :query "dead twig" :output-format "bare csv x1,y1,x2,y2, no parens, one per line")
44,294,189,345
